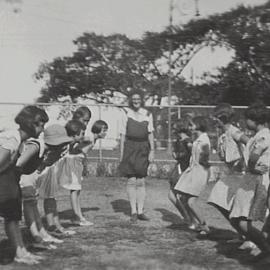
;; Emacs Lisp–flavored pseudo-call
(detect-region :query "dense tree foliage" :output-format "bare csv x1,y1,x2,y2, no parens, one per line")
36,1,270,105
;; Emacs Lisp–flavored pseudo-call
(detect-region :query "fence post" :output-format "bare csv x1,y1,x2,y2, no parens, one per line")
98,105,102,162
178,106,181,119
167,106,172,153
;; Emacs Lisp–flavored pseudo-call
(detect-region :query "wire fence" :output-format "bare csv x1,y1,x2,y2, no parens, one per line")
0,102,249,162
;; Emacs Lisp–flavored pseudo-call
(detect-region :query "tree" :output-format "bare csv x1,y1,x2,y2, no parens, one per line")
36,1,270,105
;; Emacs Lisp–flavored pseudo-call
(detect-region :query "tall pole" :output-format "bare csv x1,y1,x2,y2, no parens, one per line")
167,0,173,153
167,0,199,153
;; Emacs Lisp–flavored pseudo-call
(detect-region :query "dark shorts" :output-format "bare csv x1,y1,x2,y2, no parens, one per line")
0,168,22,221
119,139,150,178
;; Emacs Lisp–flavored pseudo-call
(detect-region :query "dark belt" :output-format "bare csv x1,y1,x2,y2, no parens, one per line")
126,136,148,142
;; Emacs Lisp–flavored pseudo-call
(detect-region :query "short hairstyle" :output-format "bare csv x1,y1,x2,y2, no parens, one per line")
128,89,145,108
65,119,86,136
245,103,269,125
213,103,234,124
15,105,49,137
192,116,208,132
173,118,191,136
73,106,91,120
91,120,108,134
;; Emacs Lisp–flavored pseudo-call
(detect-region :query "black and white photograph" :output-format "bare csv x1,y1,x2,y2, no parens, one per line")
0,0,270,269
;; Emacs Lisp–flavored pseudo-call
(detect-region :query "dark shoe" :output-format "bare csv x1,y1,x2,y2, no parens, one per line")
130,213,138,223
137,213,150,221
32,235,43,244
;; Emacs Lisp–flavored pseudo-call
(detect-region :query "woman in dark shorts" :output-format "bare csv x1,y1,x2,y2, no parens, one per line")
119,89,154,222
0,105,48,264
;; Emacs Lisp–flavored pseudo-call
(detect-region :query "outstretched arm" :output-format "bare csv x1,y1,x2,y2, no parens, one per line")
148,132,155,163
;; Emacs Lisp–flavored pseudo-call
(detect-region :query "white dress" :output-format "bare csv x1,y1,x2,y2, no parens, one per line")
174,133,211,197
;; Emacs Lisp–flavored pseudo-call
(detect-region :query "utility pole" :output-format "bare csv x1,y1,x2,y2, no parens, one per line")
167,0,173,153
167,0,200,153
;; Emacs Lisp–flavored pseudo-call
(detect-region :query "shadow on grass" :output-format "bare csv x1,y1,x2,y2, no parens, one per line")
111,199,130,216
0,239,13,265
154,208,183,224
58,207,99,220
198,227,268,269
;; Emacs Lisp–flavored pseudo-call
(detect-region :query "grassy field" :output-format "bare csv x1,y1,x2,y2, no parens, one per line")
0,176,268,270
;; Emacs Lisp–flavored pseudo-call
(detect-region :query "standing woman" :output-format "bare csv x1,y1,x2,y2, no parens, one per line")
0,105,48,264
119,89,155,222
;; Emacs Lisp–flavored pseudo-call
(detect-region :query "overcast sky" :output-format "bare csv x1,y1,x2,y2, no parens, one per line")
0,0,267,103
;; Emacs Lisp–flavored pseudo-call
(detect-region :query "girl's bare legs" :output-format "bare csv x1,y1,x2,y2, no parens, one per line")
168,190,192,222
187,197,209,229
23,200,40,239
44,198,56,228
5,220,41,264
76,191,84,219
180,194,200,227
70,190,83,220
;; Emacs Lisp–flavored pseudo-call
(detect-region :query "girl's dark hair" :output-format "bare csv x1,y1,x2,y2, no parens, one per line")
245,103,269,125
173,118,191,137
213,103,234,124
15,105,49,138
91,120,108,134
192,116,208,132
65,120,86,136
128,89,145,108
73,106,91,120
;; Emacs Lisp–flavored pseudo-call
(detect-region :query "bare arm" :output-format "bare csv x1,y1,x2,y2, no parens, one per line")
16,144,39,168
119,133,125,161
239,134,250,145
248,144,268,174
148,132,155,162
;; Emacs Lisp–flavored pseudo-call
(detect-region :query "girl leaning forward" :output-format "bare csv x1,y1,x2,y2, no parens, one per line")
174,116,211,234
209,103,270,264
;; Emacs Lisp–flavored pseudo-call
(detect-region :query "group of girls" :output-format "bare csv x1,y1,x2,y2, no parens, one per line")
0,105,108,265
170,103,270,264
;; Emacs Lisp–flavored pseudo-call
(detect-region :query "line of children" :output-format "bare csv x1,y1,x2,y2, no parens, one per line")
207,103,270,264
5,102,270,266
0,105,48,264
59,118,108,226
59,106,93,226
40,120,87,236
18,122,80,245
0,104,109,265
170,104,270,264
